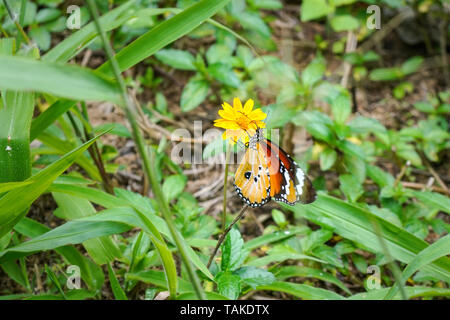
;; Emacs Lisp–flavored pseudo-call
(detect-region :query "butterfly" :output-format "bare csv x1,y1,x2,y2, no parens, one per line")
234,128,316,207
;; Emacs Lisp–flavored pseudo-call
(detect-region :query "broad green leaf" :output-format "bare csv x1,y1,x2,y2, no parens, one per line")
207,63,241,88
52,192,121,265
126,270,193,293
401,56,423,75
0,260,29,289
404,189,450,214
14,217,104,291
0,181,32,193
0,55,121,104
99,0,232,75
350,286,450,300
43,0,137,63
257,281,345,300
216,272,241,300
154,49,196,70
286,194,450,283
339,174,363,202
31,0,232,140
320,147,337,171
180,79,210,112
301,0,333,21
234,266,275,289
162,175,187,202
330,15,360,31
274,266,351,294
301,59,326,87
369,68,403,81
221,228,244,271
243,227,309,251
331,93,351,124
384,235,450,299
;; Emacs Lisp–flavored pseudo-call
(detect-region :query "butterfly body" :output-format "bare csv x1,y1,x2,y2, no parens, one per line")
234,129,316,207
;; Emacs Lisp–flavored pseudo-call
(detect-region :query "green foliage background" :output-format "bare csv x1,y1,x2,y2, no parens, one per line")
0,0,449,300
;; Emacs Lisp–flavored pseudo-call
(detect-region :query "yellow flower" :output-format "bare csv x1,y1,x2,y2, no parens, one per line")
214,97,267,144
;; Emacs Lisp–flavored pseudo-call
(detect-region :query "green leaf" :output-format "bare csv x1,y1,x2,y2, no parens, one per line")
331,93,352,124
330,15,360,31
285,194,450,283
221,228,244,271
162,175,187,202
301,59,326,87
154,49,196,70
366,164,395,188
13,217,105,291
234,266,275,289
99,0,232,76
257,281,345,300
180,79,210,112
107,263,127,300
306,122,334,143
320,147,337,171
274,266,351,294
1,205,183,296
301,0,334,21
369,68,403,81
0,181,32,193
271,209,287,228
216,272,241,300
401,56,423,75
405,189,450,214
247,247,325,267
243,227,309,251
52,192,121,265
126,269,194,293
0,55,121,104
339,174,363,202
0,131,108,238
206,44,233,65
384,235,450,300
207,63,240,87
350,286,450,300
43,1,138,63
300,229,333,252
29,28,51,51
239,12,271,37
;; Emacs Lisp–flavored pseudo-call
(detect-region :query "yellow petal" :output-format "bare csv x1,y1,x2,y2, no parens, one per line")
218,109,236,121
249,108,267,121
222,102,234,113
233,97,243,112
214,119,240,130
255,120,266,128
243,99,254,114
248,122,257,130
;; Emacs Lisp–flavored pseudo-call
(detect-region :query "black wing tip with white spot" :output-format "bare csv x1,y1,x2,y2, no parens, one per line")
234,184,271,207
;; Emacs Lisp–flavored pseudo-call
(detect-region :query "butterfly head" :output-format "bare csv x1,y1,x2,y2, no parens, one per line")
247,127,264,150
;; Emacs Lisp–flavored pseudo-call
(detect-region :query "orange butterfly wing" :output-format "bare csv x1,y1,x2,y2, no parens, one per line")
261,139,316,205
234,143,271,207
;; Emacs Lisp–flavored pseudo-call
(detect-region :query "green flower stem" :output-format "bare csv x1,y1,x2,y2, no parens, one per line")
222,147,231,232
85,0,205,300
